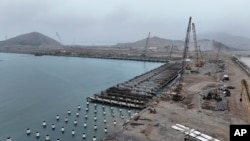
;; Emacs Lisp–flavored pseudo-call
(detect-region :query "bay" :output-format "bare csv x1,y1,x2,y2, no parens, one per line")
0,53,162,141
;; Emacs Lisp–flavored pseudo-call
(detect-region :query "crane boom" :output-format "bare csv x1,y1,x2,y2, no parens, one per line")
192,23,199,64
181,17,192,73
56,32,63,44
142,32,150,57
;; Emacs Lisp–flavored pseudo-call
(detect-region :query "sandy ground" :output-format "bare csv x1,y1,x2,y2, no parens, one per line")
103,56,250,141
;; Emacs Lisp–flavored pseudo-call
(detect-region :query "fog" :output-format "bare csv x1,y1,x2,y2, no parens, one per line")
0,0,249,45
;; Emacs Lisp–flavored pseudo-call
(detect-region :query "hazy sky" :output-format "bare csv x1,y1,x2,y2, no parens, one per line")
0,0,249,45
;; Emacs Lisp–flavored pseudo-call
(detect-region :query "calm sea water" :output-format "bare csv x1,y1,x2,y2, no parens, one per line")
0,53,162,141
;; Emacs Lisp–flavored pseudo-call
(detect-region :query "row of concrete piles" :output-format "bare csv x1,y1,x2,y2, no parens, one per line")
88,63,182,109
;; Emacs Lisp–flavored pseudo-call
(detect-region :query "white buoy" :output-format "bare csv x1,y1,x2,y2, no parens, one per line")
42,121,46,128
51,124,55,130
104,118,107,124
103,111,106,115
61,127,65,133
76,112,79,117
45,135,50,141
83,122,87,128
110,107,114,110
94,109,97,114
102,106,105,109
128,110,131,114
85,107,89,112
93,136,97,141
94,125,97,130
85,114,88,119
56,139,60,141
121,114,124,119
78,105,81,110
67,110,71,115
26,128,31,136
65,117,68,123
119,108,122,112
6,137,12,141
112,113,115,117
113,120,117,126
94,103,97,107
94,116,97,121
56,115,60,121
104,127,108,133
72,130,75,136
36,132,40,138
74,120,77,126
82,133,86,139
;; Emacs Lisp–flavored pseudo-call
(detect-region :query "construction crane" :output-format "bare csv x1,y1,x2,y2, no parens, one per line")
173,17,192,101
142,32,150,57
240,79,250,122
169,45,174,59
192,23,203,68
56,32,63,44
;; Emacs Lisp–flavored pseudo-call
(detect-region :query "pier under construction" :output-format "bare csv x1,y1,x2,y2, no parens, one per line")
87,62,182,109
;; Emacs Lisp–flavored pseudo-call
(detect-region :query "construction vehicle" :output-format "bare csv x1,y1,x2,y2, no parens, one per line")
240,79,250,122
192,23,203,68
142,32,150,57
173,17,192,101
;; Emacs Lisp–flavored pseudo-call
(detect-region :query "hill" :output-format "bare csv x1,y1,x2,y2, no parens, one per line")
198,32,250,50
0,32,61,47
115,36,237,51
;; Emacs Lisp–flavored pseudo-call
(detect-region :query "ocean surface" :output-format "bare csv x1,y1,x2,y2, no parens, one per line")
239,57,250,68
0,53,163,141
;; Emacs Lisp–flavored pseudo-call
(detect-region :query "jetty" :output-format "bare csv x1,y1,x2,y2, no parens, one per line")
87,62,182,109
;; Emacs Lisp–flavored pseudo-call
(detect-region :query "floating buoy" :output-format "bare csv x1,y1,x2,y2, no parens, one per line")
42,121,46,128
72,129,75,136
83,122,87,128
93,136,97,141
65,117,68,123
104,127,108,133
121,114,124,119
77,105,81,110
36,131,40,139
74,120,77,126
56,115,60,121
113,120,117,126
112,113,115,117
45,135,50,141
56,138,60,141
128,110,131,114
86,101,89,105
103,111,106,115
104,118,107,124
119,108,122,112
94,109,97,114
85,107,89,112
26,128,31,136
94,116,97,121
67,110,71,115
94,125,97,130
6,137,12,141
84,114,88,119
82,133,86,139
110,107,113,110
51,124,55,130
102,106,105,109
61,127,65,133
94,103,97,107
76,112,79,117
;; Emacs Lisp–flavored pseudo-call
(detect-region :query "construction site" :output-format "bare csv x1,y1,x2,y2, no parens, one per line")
89,17,250,141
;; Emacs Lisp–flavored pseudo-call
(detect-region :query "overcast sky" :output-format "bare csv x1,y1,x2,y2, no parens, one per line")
0,0,249,45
